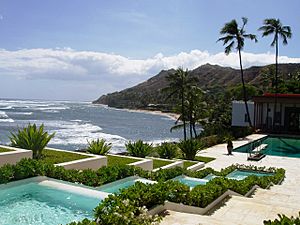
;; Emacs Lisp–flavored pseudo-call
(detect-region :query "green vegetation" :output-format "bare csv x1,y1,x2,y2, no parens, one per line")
0,147,13,153
107,155,139,166
126,140,152,158
152,158,173,169
178,139,202,160
264,212,300,225
41,149,90,164
194,156,215,163
9,124,55,159
156,142,178,159
183,160,197,169
0,159,285,225
86,139,112,155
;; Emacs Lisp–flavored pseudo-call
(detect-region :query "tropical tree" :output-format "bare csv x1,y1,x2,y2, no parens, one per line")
258,18,292,94
259,19,292,129
9,123,55,159
164,67,198,140
218,17,257,127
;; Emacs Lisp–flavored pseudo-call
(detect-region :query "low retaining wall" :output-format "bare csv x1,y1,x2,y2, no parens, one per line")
47,147,107,170
187,161,205,171
0,145,32,166
148,188,261,216
107,154,153,171
152,160,183,172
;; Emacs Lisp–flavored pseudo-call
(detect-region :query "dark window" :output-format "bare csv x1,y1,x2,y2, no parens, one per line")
275,112,281,123
244,114,249,122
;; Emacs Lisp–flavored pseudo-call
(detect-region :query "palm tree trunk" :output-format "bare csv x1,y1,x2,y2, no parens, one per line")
181,87,187,141
238,48,253,127
192,123,197,137
272,35,278,131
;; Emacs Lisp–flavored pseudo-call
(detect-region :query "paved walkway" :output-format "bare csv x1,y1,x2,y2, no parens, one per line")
161,134,300,225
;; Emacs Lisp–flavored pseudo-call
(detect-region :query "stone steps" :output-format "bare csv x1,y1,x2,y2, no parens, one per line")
210,195,299,225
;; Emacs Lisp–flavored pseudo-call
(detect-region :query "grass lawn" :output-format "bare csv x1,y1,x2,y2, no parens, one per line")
153,158,174,169
0,147,13,153
194,156,215,163
41,149,91,164
183,160,198,169
107,155,139,166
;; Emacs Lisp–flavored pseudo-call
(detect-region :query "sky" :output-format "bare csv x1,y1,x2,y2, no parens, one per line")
0,0,299,101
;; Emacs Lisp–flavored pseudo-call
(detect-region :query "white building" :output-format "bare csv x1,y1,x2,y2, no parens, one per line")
231,100,254,127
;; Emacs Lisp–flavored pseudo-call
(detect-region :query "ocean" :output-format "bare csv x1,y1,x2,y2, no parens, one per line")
0,99,182,153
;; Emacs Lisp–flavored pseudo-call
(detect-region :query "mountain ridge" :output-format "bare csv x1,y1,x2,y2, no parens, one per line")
93,63,300,109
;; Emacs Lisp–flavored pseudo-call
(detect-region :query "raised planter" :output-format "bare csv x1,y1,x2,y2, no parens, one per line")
152,160,183,172
186,161,205,171
107,154,153,171
148,188,259,216
47,147,107,170
0,145,32,166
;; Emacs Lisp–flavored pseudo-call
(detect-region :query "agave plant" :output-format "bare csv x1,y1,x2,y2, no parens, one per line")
177,139,202,160
86,138,112,155
156,142,178,159
9,123,55,159
125,140,152,158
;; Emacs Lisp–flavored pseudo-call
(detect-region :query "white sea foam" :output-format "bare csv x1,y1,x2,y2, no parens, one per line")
44,120,127,151
9,112,33,115
146,138,180,146
0,111,14,123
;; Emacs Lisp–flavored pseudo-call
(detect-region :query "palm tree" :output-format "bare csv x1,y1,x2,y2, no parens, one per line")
164,67,197,140
218,17,257,127
259,19,292,130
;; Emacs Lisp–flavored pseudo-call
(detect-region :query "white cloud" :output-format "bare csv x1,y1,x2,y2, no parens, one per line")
0,48,300,85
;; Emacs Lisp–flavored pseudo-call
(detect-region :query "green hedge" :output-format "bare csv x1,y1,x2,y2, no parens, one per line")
0,159,285,225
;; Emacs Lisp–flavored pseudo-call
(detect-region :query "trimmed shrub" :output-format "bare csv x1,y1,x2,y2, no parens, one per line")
264,212,300,225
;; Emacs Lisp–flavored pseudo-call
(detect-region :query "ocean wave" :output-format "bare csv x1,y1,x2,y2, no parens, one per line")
46,120,127,151
146,138,180,146
8,112,33,115
0,111,14,123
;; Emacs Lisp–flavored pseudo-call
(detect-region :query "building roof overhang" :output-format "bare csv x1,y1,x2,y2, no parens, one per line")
253,93,300,104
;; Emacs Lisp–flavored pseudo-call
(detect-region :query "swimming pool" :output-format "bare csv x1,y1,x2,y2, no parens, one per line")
172,175,208,188
226,170,273,180
0,177,105,225
97,176,156,193
234,136,300,158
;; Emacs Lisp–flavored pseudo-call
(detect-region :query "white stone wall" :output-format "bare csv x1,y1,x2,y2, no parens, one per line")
231,101,254,127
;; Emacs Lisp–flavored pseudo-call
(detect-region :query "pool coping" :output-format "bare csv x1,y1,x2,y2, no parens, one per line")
96,175,156,192
0,176,109,199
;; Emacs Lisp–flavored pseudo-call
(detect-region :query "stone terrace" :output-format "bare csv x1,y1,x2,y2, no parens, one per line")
161,134,300,225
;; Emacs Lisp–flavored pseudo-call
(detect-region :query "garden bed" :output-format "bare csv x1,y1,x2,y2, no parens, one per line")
42,149,91,164
0,147,14,153
152,158,174,169
107,155,140,166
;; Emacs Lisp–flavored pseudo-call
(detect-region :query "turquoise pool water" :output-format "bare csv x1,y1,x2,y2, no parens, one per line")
172,176,208,188
226,170,273,180
98,176,156,193
0,181,102,225
234,136,300,158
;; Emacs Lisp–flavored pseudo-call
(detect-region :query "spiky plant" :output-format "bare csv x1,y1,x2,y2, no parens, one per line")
9,124,55,159
177,139,202,160
125,140,152,158
156,142,178,159
87,138,112,155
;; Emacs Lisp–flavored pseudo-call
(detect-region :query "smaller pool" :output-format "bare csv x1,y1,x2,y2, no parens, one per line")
172,175,208,188
226,170,273,181
97,176,156,193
